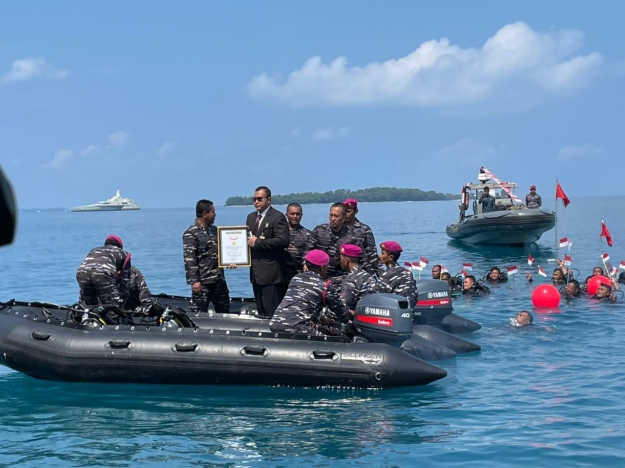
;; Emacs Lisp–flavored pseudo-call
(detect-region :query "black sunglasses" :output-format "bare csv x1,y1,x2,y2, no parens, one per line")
252,196,267,202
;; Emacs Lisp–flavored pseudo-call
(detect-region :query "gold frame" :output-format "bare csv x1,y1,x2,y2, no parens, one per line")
217,226,251,268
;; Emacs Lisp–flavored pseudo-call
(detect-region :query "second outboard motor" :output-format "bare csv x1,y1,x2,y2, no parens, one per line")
414,279,453,326
353,294,413,347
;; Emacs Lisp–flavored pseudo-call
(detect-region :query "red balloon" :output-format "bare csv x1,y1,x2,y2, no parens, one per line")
531,284,561,308
587,275,611,296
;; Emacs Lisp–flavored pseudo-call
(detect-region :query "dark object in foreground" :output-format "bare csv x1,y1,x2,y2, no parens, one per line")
0,165,17,247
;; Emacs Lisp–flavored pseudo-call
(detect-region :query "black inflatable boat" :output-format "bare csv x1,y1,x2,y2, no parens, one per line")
0,294,447,389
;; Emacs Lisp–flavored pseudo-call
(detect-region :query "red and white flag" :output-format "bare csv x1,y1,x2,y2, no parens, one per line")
419,257,429,268
600,220,613,247
620,260,625,271
404,262,412,269
528,254,535,266
461,270,470,279
462,262,473,271
563,255,572,266
601,253,610,262
559,237,570,248
411,261,424,271
440,265,449,274
507,265,518,275
610,265,618,277
537,266,547,277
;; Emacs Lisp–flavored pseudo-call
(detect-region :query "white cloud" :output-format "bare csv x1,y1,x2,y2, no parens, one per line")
311,126,350,140
157,141,175,155
558,143,601,159
80,144,101,156
247,22,602,108
3,57,67,83
290,127,302,138
45,149,74,169
109,131,129,147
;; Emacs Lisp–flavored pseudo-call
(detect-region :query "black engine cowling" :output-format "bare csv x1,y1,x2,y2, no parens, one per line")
413,279,453,325
353,294,413,347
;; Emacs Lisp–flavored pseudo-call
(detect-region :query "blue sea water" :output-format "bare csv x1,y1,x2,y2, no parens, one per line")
1,197,625,467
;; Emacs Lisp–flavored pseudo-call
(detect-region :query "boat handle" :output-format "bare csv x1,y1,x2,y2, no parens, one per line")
310,350,338,361
174,342,198,353
241,346,268,357
31,331,51,341
108,339,131,349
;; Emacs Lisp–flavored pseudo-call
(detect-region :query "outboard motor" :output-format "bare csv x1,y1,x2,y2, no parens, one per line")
353,294,413,347
413,279,453,326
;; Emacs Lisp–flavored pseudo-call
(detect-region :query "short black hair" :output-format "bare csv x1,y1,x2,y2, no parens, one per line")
287,203,302,212
490,267,500,274
255,186,271,198
465,275,476,285
519,310,534,324
196,199,214,217
432,264,441,270
330,202,346,215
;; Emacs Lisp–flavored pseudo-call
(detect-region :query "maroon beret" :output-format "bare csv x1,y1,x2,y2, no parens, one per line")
105,234,123,249
340,243,363,258
305,249,330,267
380,240,402,253
343,198,358,209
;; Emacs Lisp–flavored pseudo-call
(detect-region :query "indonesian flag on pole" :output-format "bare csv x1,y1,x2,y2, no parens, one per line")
620,260,625,271
419,257,429,268
563,255,572,266
461,270,470,279
559,237,570,248
555,181,570,208
404,262,412,269
507,265,518,275
440,265,449,274
600,220,613,247
528,254,535,266
462,262,473,271
411,262,424,271
537,266,547,277
610,265,618,277
601,253,610,262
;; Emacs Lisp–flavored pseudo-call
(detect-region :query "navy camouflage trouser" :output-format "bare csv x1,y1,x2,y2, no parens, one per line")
190,280,230,314
76,270,122,307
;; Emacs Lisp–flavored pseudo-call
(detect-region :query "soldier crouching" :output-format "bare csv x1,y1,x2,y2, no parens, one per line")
76,234,131,307
269,250,348,336
119,266,155,315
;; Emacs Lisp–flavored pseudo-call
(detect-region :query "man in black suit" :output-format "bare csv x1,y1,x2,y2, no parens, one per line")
246,186,290,318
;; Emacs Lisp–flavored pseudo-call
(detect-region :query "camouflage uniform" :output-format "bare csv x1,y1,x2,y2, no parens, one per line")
374,262,418,308
76,244,130,307
339,265,377,312
525,192,542,209
119,266,154,315
285,225,312,283
478,193,496,213
183,221,230,314
269,271,349,336
304,224,365,278
347,219,383,276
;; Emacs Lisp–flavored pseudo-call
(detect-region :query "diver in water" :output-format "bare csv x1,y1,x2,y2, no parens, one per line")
551,268,567,286
591,277,619,303
484,267,508,284
561,279,582,300
510,310,533,328
462,275,490,296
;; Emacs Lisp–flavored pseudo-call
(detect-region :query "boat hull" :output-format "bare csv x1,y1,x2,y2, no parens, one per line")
0,302,446,389
446,209,556,245
71,205,124,212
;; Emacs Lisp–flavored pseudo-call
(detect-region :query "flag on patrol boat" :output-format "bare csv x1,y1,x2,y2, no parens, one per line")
620,260,625,271
462,262,473,271
411,262,424,271
528,254,535,266
559,237,570,248
600,220,613,247
601,253,610,262
563,255,572,266
507,265,518,275
537,266,547,277
419,257,429,268
440,265,449,274
555,181,570,207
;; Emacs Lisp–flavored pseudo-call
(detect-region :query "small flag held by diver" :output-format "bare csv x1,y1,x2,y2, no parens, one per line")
440,265,449,274
528,254,535,266
462,262,473,271
602,253,610,262
620,260,625,271
507,265,518,275
609,265,618,277
564,255,572,266
419,257,429,268
411,261,424,271
537,266,547,277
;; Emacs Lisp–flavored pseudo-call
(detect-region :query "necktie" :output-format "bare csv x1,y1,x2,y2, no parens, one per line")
253,214,262,236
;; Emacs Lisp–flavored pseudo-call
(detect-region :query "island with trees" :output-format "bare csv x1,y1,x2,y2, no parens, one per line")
225,187,457,206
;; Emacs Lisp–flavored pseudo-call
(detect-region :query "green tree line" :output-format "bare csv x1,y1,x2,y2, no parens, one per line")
225,187,457,206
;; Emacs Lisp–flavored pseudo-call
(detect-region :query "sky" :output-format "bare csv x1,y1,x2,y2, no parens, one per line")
1,1,624,209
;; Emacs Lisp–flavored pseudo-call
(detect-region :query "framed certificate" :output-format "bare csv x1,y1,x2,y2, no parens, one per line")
217,226,251,268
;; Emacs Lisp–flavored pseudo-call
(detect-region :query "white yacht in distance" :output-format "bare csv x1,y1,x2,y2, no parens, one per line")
71,190,141,212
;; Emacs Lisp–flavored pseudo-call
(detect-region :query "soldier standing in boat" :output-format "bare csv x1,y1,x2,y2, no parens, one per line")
183,199,230,314
525,185,542,209
374,241,418,307
304,202,365,278
76,234,131,308
285,203,312,285
344,198,383,275
478,187,496,213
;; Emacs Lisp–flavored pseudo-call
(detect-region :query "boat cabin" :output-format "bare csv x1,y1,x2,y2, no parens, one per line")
460,173,522,218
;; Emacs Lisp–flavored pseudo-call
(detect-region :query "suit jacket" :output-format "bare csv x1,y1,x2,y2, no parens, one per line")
246,206,290,285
